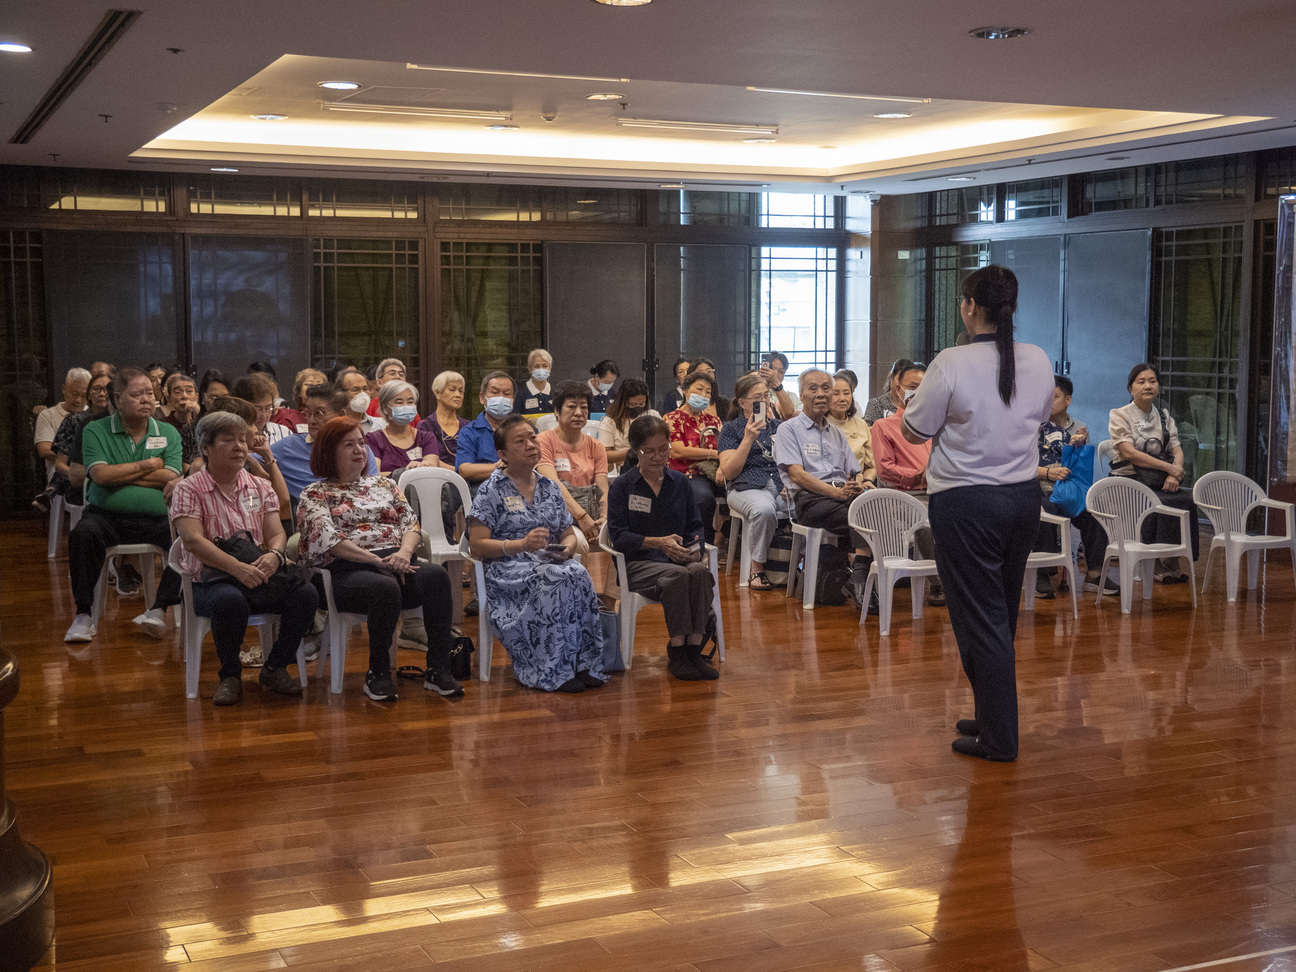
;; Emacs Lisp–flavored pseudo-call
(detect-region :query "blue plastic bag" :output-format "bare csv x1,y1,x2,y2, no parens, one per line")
1049,443,1095,518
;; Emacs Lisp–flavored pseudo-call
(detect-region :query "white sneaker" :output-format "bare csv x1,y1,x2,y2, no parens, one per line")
133,608,167,639
64,614,97,642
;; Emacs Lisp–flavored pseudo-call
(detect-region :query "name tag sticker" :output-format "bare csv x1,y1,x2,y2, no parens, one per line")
296,423,308,433
406,447,422,461
554,457,571,473
145,436,168,450
526,398,539,410
629,494,652,513
242,494,262,512
504,495,526,512
803,442,821,457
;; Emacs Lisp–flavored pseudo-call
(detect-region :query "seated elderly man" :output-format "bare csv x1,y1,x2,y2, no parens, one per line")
33,367,90,513
455,371,516,494
270,383,377,510
773,368,878,607
63,366,184,644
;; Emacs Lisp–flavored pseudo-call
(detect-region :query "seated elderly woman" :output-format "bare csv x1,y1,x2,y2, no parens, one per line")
296,417,461,702
365,379,448,479
467,414,606,693
1108,362,1199,581
537,380,610,547
169,411,319,706
664,370,724,544
717,372,787,591
608,415,718,682
418,370,466,462
272,367,327,433
828,372,876,477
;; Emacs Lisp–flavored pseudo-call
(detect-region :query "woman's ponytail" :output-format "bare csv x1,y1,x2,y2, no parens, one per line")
962,265,1018,406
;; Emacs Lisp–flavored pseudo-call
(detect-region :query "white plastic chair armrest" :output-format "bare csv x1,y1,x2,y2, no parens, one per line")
1195,501,1224,512
1038,511,1068,526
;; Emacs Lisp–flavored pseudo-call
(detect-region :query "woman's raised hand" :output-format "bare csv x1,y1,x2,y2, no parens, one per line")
518,527,551,552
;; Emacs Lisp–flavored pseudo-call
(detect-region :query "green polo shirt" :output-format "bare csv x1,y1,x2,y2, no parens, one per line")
83,414,181,516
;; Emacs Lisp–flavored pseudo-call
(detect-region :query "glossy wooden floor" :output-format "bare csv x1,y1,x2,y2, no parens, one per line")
9,517,1296,972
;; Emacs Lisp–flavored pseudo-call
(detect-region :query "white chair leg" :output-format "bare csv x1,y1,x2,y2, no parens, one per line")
1224,545,1241,603
1065,562,1079,619
1201,544,1218,592
739,524,753,589
1023,568,1037,612
878,572,895,637
728,516,742,579
184,622,203,700
910,575,925,621
1142,559,1155,601
802,530,821,611
1119,559,1135,614
47,494,64,559
786,533,805,601
1186,552,1198,608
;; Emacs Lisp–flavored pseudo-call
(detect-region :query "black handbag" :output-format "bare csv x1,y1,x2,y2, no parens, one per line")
199,530,310,611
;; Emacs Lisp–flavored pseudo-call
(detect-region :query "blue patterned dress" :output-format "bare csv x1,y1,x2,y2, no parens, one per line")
468,469,605,691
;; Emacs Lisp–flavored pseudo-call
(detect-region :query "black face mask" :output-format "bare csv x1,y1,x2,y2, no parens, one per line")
627,407,646,418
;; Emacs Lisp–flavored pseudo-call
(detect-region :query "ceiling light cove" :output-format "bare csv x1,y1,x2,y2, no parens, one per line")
586,92,625,101
947,175,977,182
485,124,520,131
322,103,513,122
874,112,911,119
590,0,653,6
318,81,360,90
747,87,930,105
615,118,779,136
0,41,33,53
251,113,287,120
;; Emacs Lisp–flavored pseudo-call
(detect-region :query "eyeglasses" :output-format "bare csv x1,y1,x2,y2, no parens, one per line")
638,446,671,460
255,404,274,415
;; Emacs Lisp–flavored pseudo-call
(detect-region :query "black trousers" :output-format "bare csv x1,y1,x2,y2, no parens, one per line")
686,474,719,545
1142,488,1200,560
192,578,319,681
928,480,1040,760
792,491,868,554
625,560,715,638
67,506,182,616
326,561,453,675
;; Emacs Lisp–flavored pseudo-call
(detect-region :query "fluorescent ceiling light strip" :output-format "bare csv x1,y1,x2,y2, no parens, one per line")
616,117,779,136
407,63,630,83
746,86,930,104
322,103,513,121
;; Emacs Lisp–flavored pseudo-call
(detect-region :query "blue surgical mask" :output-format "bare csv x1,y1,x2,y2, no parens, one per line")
391,405,418,425
531,369,550,383
598,381,614,394
687,393,709,411
484,396,512,418
903,389,917,404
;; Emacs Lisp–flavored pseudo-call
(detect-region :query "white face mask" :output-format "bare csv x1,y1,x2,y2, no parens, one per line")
903,389,917,404
349,391,371,413
597,381,614,394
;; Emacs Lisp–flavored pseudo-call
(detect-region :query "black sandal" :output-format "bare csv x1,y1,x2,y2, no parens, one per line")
749,571,774,591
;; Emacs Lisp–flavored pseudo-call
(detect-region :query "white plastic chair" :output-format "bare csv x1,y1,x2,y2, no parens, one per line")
1086,477,1197,615
1193,471,1296,602
1023,510,1080,619
91,543,162,623
1094,439,1116,483
459,532,502,681
785,498,846,611
46,493,66,559
582,419,602,438
169,541,306,700
598,522,725,670
535,414,558,432
847,491,940,636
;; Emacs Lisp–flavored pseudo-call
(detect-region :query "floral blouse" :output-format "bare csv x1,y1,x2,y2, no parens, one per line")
296,475,420,567
664,407,722,477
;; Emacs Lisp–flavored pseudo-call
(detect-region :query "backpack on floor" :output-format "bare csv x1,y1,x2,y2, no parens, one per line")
812,543,851,606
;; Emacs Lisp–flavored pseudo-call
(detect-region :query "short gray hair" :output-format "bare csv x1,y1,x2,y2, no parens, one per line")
195,410,249,455
376,357,405,378
65,367,91,386
377,379,418,414
526,348,552,369
798,369,832,394
432,370,465,396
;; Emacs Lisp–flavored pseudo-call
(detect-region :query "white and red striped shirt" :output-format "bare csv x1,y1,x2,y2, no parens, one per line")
168,468,280,582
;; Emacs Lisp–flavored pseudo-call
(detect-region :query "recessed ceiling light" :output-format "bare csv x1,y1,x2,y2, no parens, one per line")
318,81,360,90
210,167,239,172
590,0,653,6
969,26,1031,40
660,183,685,189
743,137,777,144
0,42,32,53
586,92,625,101
576,199,598,204
746,86,930,105
251,113,287,121
947,175,977,182
874,111,911,119
485,123,520,131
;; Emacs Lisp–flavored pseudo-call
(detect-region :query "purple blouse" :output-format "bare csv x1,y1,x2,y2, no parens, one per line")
364,427,447,473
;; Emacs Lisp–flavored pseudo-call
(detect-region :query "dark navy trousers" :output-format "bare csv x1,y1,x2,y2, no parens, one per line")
928,479,1040,760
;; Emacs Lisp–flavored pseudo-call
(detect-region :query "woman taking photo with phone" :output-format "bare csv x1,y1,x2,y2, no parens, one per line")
901,266,1053,763
717,373,786,591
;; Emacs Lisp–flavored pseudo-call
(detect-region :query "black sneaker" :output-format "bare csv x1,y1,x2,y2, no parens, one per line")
1035,573,1055,600
115,563,142,597
1082,576,1121,596
259,666,303,696
31,492,51,514
464,597,479,616
424,667,464,698
363,670,398,702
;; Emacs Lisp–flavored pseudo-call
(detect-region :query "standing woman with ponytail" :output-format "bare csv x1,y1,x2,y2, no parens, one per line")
901,266,1054,762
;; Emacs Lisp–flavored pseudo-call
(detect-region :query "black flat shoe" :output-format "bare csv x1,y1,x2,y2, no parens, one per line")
556,678,585,693
955,719,980,737
952,736,1016,762
575,670,604,688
